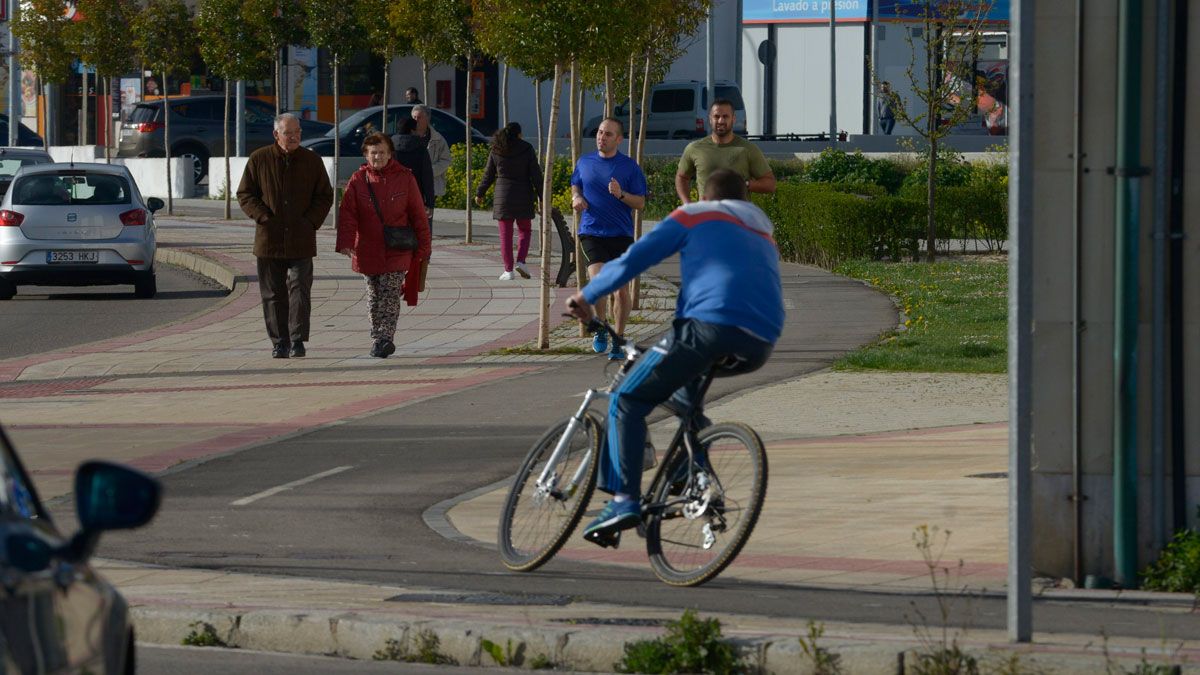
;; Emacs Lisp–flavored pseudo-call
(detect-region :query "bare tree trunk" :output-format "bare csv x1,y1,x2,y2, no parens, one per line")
924,23,938,263
464,52,473,243
501,63,509,126
81,70,88,145
103,78,111,162
534,78,543,157
382,56,389,134
603,65,612,117
38,76,46,151
224,80,231,220
538,63,564,349
570,60,584,332
275,52,282,116
421,59,430,103
333,59,341,227
164,80,173,215
631,51,652,309
627,55,634,155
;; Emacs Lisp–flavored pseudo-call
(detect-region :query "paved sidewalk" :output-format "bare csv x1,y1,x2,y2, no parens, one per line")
2,199,1195,672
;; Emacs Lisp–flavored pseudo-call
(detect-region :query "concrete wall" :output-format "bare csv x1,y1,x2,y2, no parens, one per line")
47,146,107,163
208,156,338,200
42,149,194,198
1028,1,1200,579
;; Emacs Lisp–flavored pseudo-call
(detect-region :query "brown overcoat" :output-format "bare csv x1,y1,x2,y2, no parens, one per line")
237,144,334,259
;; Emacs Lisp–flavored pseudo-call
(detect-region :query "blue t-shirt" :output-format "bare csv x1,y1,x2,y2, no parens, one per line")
570,151,648,238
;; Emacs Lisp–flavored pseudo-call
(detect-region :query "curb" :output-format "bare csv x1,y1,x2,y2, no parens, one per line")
156,246,246,291
130,607,1199,673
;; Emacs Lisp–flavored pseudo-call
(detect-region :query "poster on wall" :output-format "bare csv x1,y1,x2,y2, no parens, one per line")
743,0,869,24
876,0,1009,22
288,46,318,120
20,71,37,118
119,77,141,118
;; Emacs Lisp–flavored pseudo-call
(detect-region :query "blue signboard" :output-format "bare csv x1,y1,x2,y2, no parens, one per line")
876,0,1009,22
743,0,870,24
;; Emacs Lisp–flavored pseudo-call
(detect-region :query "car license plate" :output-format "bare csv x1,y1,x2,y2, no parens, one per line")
47,250,99,264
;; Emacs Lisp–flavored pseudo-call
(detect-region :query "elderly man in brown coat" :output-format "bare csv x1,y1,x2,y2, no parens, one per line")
238,113,334,359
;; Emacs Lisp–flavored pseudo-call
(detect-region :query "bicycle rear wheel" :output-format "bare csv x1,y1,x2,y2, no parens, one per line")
498,413,601,571
645,422,767,586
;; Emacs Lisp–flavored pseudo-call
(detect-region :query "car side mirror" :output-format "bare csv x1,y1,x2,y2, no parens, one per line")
146,197,164,213
5,533,52,573
75,461,161,533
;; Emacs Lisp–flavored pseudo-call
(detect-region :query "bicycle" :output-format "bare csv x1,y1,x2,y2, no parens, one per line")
497,316,768,586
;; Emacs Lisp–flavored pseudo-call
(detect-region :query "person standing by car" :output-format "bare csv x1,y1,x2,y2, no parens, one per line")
675,99,776,204
391,117,435,220
237,113,334,359
474,122,543,281
411,105,450,233
336,133,432,358
570,117,647,359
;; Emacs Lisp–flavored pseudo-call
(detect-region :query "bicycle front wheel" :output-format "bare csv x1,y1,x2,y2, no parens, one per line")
645,422,767,586
498,413,602,572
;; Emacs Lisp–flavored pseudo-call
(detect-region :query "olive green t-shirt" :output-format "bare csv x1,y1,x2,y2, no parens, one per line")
677,135,771,198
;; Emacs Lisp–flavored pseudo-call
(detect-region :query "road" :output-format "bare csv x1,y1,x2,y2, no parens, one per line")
0,263,229,359
45,257,1195,645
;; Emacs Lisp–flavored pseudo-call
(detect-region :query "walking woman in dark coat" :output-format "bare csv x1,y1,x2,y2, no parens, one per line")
474,122,543,280
391,117,436,227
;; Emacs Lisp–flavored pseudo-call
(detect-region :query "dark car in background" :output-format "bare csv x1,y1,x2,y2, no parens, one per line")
0,147,53,196
300,104,488,159
0,114,45,148
0,422,161,674
116,95,333,185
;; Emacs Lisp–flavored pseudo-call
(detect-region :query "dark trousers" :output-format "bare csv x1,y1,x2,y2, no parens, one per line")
600,318,773,499
880,117,896,135
257,257,313,347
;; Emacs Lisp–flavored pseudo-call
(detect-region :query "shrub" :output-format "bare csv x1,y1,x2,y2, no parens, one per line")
757,183,923,267
443,143,574,214
615,609,740,674
898,146,974,198
805,148,909,194
936,184,1007,251
1142,511,1200,595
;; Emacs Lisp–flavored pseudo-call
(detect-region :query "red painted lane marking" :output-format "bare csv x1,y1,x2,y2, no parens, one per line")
123,366,536,473
2,377,481,398
556,546,1006,576
0,378,117,398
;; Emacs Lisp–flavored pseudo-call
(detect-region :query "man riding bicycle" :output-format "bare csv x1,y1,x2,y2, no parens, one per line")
566,168,785,544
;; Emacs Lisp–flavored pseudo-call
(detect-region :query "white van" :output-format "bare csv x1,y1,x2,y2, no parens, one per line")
585,80,747,140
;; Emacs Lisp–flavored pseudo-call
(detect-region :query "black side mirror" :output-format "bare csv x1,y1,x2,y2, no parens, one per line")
146,197,164,213
5,533,51,573
75,461,161,533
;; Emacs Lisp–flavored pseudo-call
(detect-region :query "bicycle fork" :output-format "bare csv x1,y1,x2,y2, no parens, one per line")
534,389,604,502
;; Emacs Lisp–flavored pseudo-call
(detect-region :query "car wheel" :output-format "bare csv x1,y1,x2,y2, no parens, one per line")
0,277,14,300
133,271,156,299
174,145,209,185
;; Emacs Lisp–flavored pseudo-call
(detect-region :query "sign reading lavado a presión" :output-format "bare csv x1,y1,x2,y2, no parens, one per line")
743,0,869,24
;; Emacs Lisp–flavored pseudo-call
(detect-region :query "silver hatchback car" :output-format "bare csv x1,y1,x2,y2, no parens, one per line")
0,164,163,300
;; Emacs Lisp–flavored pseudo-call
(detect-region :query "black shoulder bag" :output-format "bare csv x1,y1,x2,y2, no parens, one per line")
365,180,417,251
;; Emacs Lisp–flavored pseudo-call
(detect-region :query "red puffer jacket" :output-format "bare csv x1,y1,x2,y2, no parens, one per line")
336,159,432,276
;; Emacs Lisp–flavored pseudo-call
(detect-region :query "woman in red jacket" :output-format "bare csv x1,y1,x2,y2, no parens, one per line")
336,133,432,358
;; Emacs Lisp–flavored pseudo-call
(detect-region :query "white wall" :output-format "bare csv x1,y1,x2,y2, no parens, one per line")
771,24,868,136
122,158,194,199
873,22,930,137
208,156,338,199
48,146,107,163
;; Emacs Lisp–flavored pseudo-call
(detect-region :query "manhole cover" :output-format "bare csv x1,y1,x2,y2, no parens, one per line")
550,618,669,627
967,472,1008,479
384,593,573,606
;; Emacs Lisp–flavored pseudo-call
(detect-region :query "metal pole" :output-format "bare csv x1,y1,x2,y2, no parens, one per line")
235,80,246,156
1112,0,1145,589
7,0,17,146
829,0,837,143
1007,0,1034,644
1149,0,1170,555
706,6,715,115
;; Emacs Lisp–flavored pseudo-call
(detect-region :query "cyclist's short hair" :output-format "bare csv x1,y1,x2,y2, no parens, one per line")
704,169,747,201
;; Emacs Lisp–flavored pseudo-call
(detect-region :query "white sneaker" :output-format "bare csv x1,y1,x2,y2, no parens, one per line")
498,270,517,281
514,262,531,279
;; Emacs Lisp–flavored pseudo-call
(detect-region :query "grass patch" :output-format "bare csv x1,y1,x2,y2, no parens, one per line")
181,622,227,648
834,258,1007,373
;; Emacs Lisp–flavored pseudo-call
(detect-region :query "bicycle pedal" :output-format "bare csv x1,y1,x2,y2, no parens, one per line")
584,528,622,549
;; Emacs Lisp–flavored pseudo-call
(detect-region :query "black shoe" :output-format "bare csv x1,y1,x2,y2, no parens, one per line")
290,341,306,358
370,340,396,358
272,344,289,359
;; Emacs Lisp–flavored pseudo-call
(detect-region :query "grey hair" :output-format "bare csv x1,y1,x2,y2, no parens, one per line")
274,113,301,132
411,104,431,117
